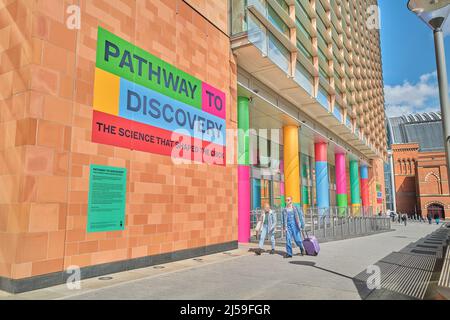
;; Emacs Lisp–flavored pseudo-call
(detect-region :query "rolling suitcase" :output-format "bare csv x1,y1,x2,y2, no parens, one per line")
302,230,320,256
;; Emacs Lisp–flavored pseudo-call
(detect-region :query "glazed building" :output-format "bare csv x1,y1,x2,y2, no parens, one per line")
0,0,386,293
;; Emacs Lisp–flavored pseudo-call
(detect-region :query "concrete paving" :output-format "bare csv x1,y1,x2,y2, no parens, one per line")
0,221,442,300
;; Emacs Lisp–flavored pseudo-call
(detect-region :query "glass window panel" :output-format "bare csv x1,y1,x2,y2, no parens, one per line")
268,5,289,37
295,17,311,40
275,0,289,12
296,0,310,21
294,61,313,95
317,86,329,109
268,32,290,73
319,65,328,80
258,133,270,167
248,13,268,55
297,39,312,62
318,46,328,62
231,0,247,35
346,115,352,130
333,102,343,121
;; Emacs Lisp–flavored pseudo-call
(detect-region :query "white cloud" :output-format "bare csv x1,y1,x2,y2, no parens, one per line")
444,17,450,36
384,71,442,117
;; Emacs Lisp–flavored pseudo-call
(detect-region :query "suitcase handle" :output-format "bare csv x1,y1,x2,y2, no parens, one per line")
301,229,309,239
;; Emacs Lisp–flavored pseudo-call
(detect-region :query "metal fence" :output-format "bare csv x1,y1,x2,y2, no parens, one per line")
251,206,391,242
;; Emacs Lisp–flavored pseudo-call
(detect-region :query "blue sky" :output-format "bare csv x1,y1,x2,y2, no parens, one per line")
379,0,450,117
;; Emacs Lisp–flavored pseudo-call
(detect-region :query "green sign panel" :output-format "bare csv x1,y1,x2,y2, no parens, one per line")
87,164,127,233
96,27,202,109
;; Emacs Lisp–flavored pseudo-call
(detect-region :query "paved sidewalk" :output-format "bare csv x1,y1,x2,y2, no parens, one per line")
0,222,442,300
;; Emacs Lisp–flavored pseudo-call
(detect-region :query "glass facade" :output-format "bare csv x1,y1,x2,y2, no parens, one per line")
230,0,384,155
232,0,386,216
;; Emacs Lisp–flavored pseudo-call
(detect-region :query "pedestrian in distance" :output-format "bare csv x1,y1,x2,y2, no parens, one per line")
282,196,305,258
390,211,395,222
255,203,277,256
402,213,407,226
427,212,432,224
434,212,440,225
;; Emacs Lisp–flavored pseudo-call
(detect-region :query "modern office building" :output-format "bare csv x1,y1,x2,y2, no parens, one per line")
0,0,386,293
231,0,387,240
386,111,449,219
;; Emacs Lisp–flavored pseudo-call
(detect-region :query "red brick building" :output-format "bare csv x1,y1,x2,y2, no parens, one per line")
388,112,449,219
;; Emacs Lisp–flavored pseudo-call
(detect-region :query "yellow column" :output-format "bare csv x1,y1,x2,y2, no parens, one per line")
283,126,301,207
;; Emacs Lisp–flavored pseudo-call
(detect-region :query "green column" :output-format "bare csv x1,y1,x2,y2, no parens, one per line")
238,97,250,243
350,160,361,215
238,97,250,166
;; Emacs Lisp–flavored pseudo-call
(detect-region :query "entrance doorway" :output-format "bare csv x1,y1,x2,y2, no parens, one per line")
427,204,445,220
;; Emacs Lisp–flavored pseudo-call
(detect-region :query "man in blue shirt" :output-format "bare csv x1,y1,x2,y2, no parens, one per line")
283,196,305,258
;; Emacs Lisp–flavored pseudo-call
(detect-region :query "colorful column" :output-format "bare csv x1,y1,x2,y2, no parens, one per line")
360,165,369,213
238,97,250,243
335,153,348,216
315,142,329,213
301,154,310,212
283,126,301,208
349,160,361,215
279,160,286,208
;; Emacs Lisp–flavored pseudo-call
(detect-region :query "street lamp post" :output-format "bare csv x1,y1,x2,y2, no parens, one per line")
407,0,450,186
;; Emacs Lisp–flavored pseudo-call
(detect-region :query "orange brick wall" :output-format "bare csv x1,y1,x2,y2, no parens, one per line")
183,0,228,33
392,143,450,218
0,0,238,279
392,143,419,215
0,0,35,279
416,152,450,218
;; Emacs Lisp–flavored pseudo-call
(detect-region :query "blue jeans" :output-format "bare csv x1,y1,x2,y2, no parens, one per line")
286,222,304,256
259,224,275,250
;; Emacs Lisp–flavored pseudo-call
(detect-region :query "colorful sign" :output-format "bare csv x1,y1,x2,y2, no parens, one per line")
92,27,226,164
87,165,127,233
376,184,383,204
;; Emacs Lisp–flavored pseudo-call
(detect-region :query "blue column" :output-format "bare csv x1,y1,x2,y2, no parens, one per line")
315,142,329,213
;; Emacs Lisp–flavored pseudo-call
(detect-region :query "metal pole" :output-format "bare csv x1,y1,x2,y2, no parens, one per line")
434,29,450,186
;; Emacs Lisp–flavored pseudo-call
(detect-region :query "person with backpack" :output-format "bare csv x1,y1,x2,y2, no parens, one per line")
282,196,305,258
255,202,277,255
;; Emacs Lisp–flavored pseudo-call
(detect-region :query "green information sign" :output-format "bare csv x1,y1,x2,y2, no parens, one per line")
87,164,127,233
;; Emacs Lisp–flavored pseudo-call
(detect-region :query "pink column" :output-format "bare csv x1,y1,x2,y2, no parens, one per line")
335,153,348,214
238,166,250,242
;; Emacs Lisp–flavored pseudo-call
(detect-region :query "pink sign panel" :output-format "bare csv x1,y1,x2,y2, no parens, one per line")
202,82,226,120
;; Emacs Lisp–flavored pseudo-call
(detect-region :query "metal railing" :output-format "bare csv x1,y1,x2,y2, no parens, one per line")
251,206,391,242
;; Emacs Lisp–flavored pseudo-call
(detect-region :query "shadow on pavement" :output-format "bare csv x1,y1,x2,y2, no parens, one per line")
248,248,288,257
289,261,372,299
352,226,449,300
287,226,450,300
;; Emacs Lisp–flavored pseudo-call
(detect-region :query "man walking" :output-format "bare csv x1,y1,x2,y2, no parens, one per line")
427,212,433,224
283,196,305,258
402,213,407,226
